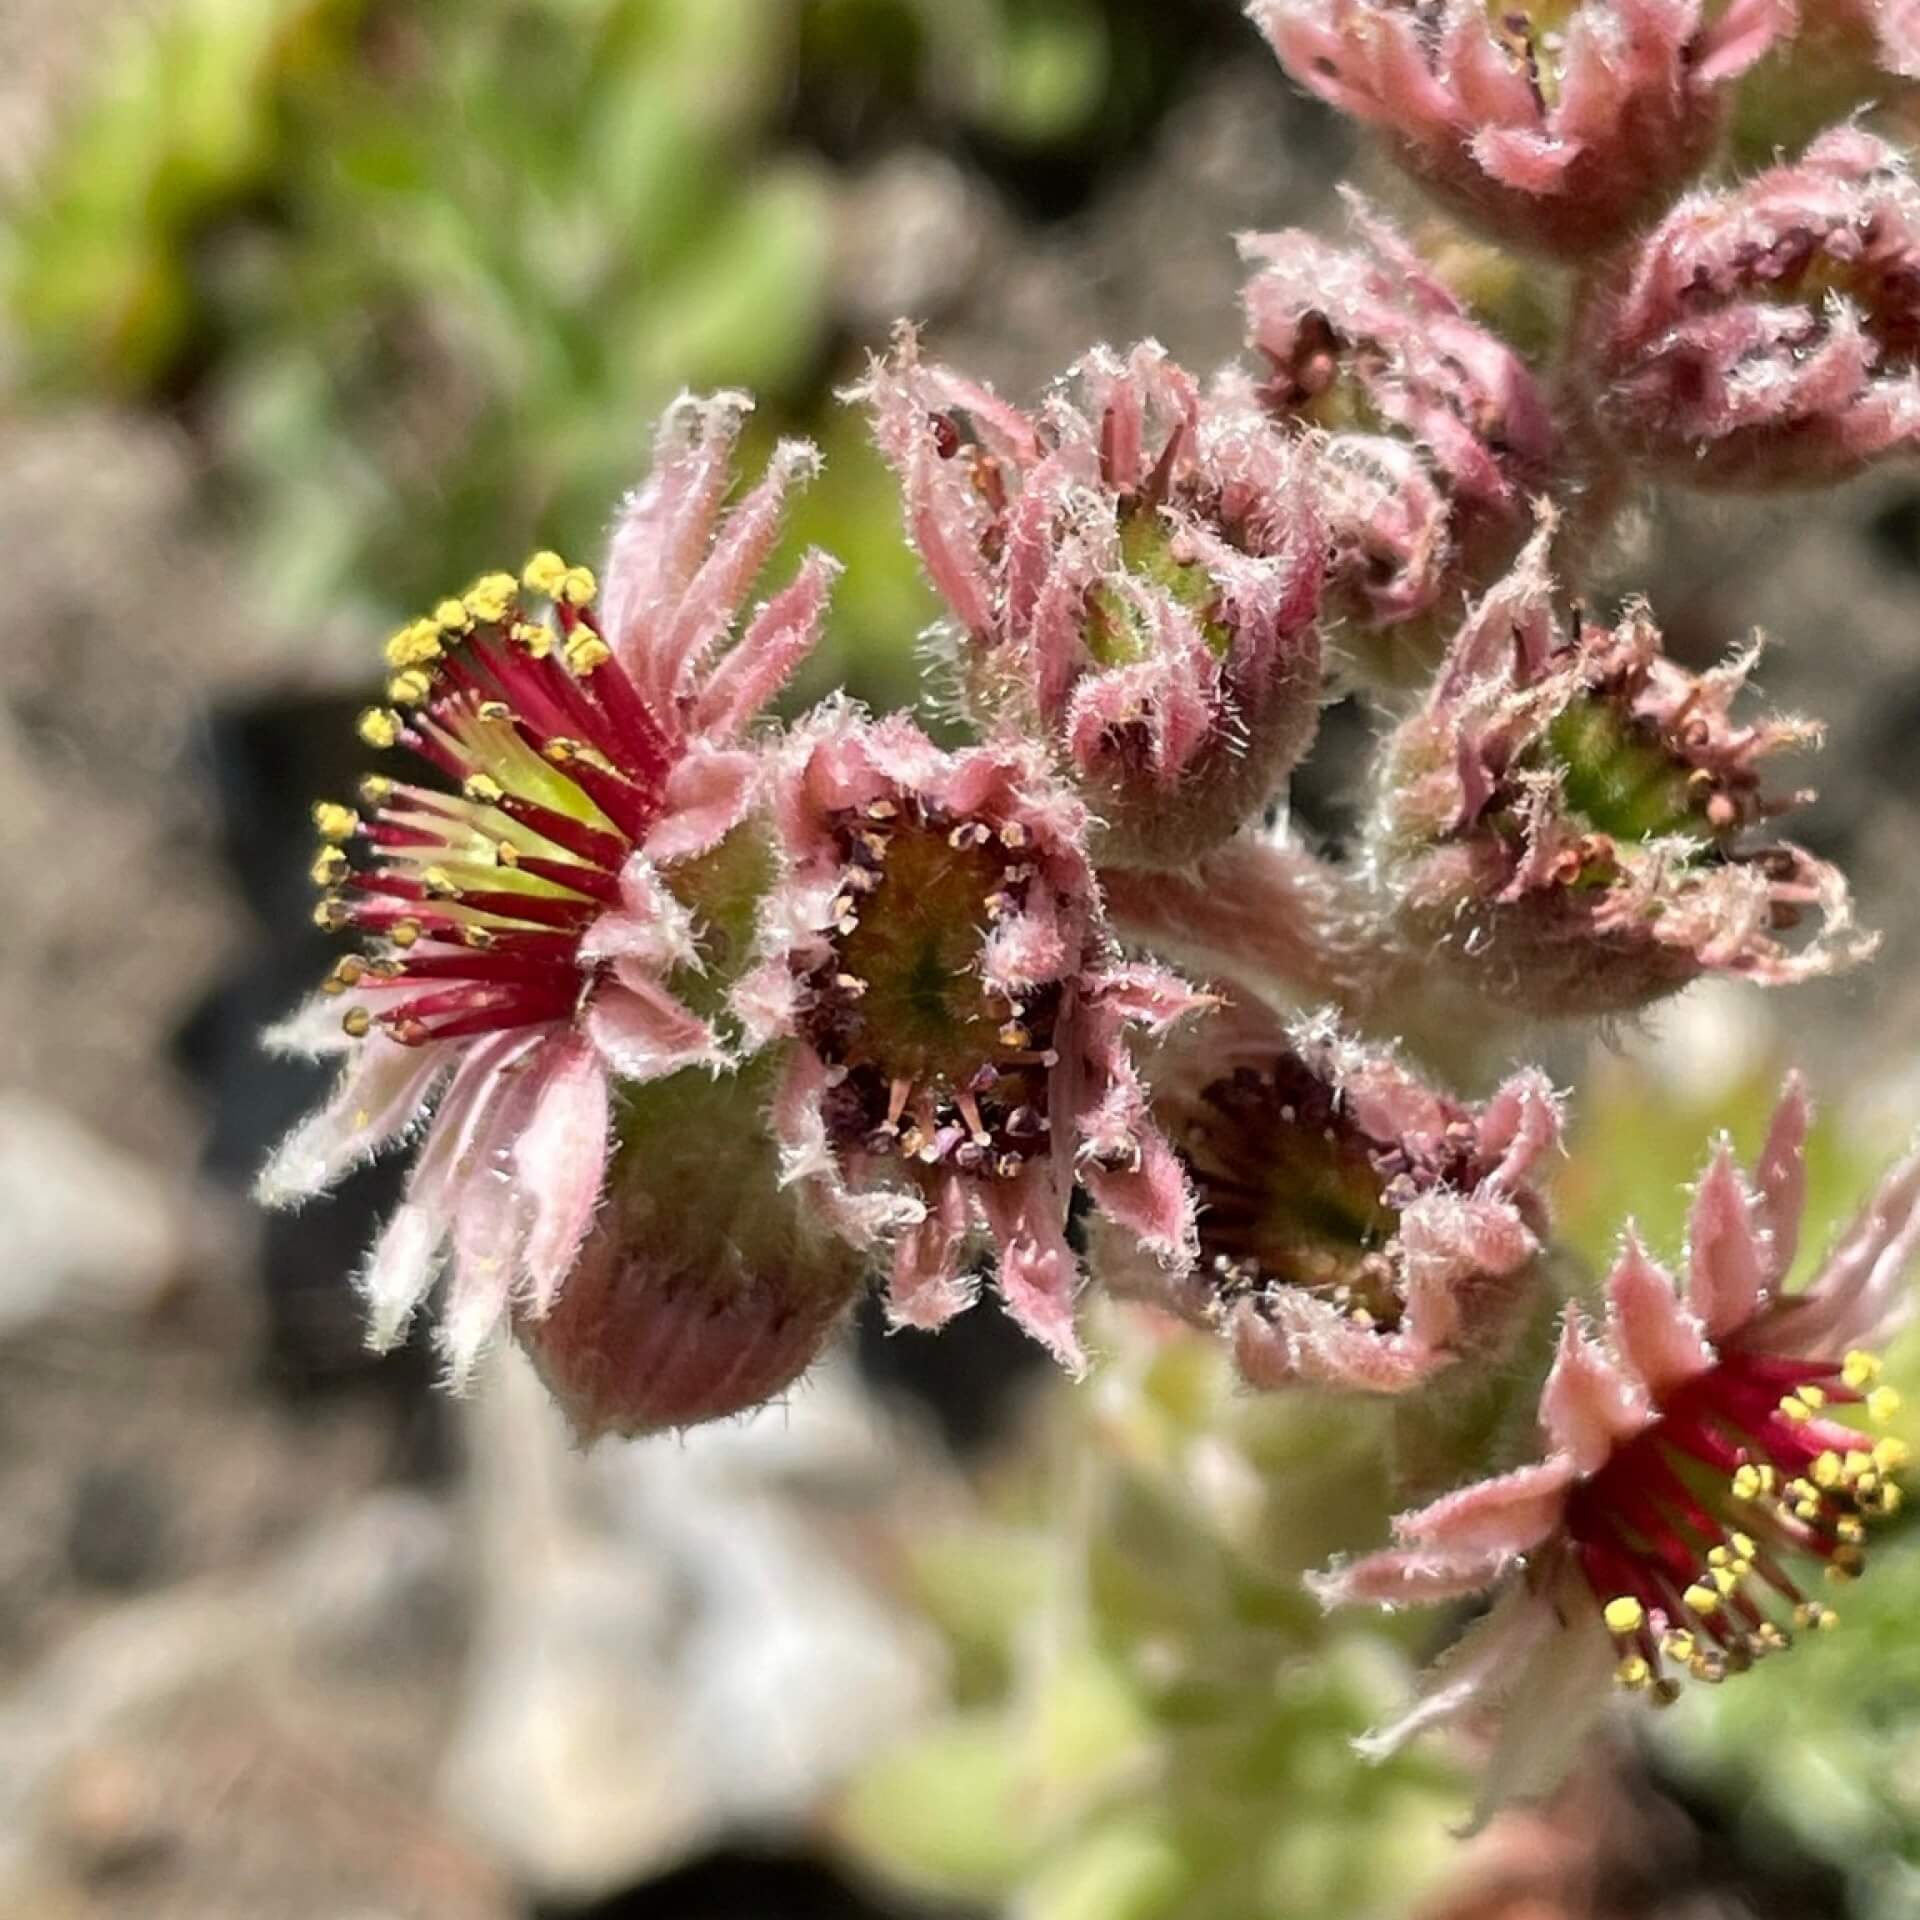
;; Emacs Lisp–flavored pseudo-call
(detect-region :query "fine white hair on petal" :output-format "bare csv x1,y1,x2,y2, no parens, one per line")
358,1202,444,1353
253,1038,450,1209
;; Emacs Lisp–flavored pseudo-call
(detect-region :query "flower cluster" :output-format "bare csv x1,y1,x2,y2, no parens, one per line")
255,0,1920,1839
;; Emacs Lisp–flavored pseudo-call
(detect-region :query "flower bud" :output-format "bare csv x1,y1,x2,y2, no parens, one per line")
1099,993,1558,1393
1586,128,1920,491
1250,0,1791,261
1241,197,1554,688
515,1058,866,1439
858,331,1323,867
758,706,1210,1371
1369,518,1873,1017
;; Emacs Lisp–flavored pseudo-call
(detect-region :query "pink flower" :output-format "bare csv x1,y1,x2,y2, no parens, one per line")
1240,196,1554,683
1250,1,1791,260
859,331,1323,867
1316,1080,1920,1821
1370,517,1872,1017
257,392,842,1416
1101,991,1559,1392
1586,127,1920,491
757,705,1210,1372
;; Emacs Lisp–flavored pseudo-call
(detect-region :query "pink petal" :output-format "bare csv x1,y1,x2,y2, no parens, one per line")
580,854,701,971
583,969,719,1084
1231,1293,1444,1394
1605,1231,1714,1401
645,438,820,712
254,1037,451,1207
1540,1310,1650,1474
1395,1457,1575,1557
514,1034,612,1316
643,747,758,865
1687,1140,1767,1337
357,1202,444,1353
688,549,839,742
1308,1543,1512,1610
1753,1073,1810,1289
887,1175,976,1331
978,1167,1085,1373
1081,1126,1196,1270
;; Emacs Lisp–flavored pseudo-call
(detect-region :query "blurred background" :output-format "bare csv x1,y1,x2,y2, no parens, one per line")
6,2,1920,1916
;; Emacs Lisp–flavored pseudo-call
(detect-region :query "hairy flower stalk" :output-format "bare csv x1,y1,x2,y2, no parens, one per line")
1101,994,1560,1392
761,707,1208,1369
257,393,856,1426
1241,197,1554,687
1315,1082,1920,1820
1585,128,1920,491
1249,1,1791,261
861,331,1324,867
1369,519,1871,1017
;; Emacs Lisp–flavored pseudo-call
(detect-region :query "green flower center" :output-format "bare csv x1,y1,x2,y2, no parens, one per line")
1084,505,1232,668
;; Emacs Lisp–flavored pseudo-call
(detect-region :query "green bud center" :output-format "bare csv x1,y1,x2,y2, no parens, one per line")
1084,505,1232,668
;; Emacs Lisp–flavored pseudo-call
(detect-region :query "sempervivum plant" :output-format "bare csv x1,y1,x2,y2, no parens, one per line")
256,0,1920,1863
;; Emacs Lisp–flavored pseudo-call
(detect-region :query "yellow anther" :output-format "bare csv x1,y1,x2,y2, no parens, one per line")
1683,1582,1720,1616
421,866,460,898
310,846,349,887
1874,1435,1911,1473
434,597,472,633
1707,1545,1731,1569
1793,1601,1837,1631
1711,1564,1739,1596
522,550,569,596
1867,1385,1903,1424
312,801,359,841
463,774,505,806
360,774,395,806
358,708,402,749
390,919,421,948
1614,1655,1651,1690
341,1007,372,1039
1848,1448,1877,1478
563,631,611,675
1786,1476,1819,1507
558,565,597,607
1663,1630,1696,1663
1779,1393,1813,1423
1603,1596,1646,1635
1799,1385,1828,1411
463,573,519,625
1731,1531,1758,1561
1836,1516,1867,1545
1731,1464,1763,1501
312,897,349,932
385,619,443,668
1813,1451,1844,1489
387,669,433,706
1843,1350,1882,1390
1878,1482,1904,1515
510,620,553,659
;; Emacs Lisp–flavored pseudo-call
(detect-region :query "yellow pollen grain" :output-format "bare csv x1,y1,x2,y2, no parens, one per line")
358,708,402,749
1731,1464,1763,1501
1663,1630,1696,1663
312,801,359,841
1813,1451,1844,1489
463,573,518,625
434,597,473,633
359,774,394,806
522,550,569,596
390,919,421,948
1779,1393,1813,1423
1800,1385,1828,1411
559,565,597,607
510,620,553,659
312,897,348,931
1844,1350,1882,1390
1731,1532,1757,1560
387,669,433,707
1614,1656,1651,1690
1874,1435,1911,1473
1837,1516,1867,1545
1878,1482,1904,1515
421,866,460,898
563,631,611,675
1711,1565,1739,1596
464,774,504,805
1868,1385,1903,1424
1683,1582,1720,1616
1603,1596,1645,1635
310,846,349,887
385,620,443,668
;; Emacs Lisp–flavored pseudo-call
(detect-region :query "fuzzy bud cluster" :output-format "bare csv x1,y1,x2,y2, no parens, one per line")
250,0,1920,1838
